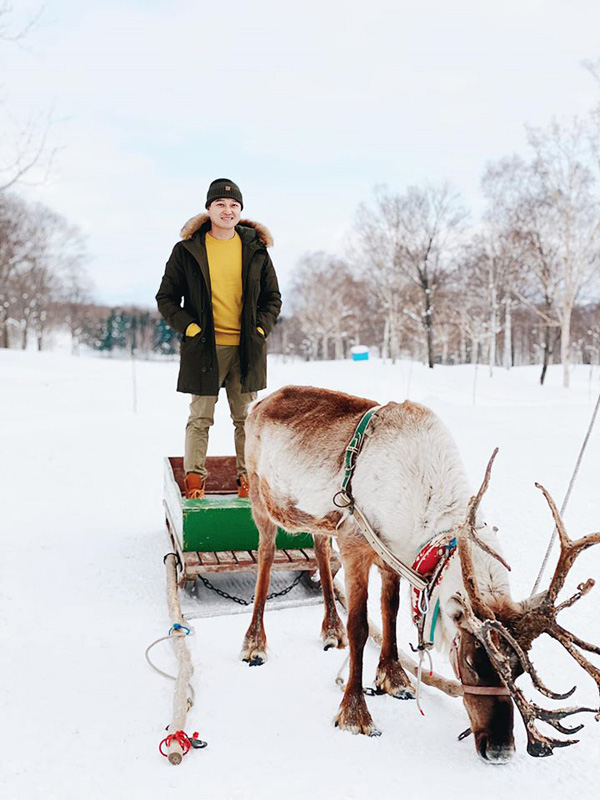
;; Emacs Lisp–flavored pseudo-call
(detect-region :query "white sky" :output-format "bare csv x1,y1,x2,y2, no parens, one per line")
3,0,600,305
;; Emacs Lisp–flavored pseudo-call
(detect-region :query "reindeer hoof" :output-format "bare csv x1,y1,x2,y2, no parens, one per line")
392,688,415,700
321,623,348,651
240,637,267,666
334,715,382,737
375,662,415,699
240,648,266,666
323,634,346,651
334,698,380,736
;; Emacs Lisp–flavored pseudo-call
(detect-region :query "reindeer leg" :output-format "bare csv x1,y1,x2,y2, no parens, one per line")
334,544,380,736
375,567,415,699
241,486,276,666
313,534,347,651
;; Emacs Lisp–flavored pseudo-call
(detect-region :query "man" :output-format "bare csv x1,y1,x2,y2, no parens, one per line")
156,178,281,499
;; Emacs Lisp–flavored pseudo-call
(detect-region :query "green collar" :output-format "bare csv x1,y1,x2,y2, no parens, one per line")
340,405,382,497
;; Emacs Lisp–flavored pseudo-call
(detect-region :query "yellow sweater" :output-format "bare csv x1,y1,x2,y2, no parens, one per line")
205,232,243,345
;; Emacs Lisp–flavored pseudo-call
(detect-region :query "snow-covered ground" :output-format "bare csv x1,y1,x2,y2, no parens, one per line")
1,350,599,800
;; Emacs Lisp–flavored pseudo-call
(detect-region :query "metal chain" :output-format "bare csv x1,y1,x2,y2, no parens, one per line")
196,572,305,606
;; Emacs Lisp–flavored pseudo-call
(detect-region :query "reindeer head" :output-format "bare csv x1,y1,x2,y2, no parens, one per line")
451,449,600,761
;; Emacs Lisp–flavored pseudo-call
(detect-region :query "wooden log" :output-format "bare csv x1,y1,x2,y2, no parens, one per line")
234,550,255,565
164,553,195,765
184,552,201,568
198,551,219,566
213,551,238,569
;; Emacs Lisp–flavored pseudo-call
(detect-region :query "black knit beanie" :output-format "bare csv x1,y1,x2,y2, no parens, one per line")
205,178,244,210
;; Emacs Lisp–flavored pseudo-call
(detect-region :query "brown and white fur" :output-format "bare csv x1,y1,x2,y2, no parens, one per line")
241,385,516,762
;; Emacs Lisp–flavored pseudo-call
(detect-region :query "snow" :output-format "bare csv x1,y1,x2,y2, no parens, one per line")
1,349,599,800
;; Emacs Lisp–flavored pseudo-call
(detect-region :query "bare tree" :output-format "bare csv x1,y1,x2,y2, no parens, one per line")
0,193,34,347
0,4,54,190
0,194,90,350
354,184,467,368
527,117,600,387
290,252,365,360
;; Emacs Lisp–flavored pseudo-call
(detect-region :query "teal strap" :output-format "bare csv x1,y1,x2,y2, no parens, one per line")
428,599,441,643
340,405,382,494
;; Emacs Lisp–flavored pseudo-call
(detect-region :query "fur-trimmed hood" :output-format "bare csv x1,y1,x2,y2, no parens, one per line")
180,213,273,248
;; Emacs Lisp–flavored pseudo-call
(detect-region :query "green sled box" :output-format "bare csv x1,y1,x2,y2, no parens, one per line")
163,456,314,553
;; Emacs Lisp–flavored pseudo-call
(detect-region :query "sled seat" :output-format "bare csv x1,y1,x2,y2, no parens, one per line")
164,456,315,553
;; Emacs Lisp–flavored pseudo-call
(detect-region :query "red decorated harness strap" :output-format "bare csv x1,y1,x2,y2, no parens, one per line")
411,533,457,625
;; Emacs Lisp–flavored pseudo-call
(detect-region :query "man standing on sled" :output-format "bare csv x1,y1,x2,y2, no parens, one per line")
156,178,281,499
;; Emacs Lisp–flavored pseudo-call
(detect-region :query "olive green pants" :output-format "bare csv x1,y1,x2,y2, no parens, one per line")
184,345,257,478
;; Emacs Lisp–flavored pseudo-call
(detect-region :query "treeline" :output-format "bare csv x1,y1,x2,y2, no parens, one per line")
281,112,600,387
0,193,93,353
0,193,179,356
3,112,600,387
80,307,178,355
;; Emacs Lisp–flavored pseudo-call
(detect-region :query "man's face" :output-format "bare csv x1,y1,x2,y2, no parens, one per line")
207,198,242,231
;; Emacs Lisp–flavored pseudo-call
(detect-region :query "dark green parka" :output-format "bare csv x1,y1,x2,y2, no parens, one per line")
156,213,281,396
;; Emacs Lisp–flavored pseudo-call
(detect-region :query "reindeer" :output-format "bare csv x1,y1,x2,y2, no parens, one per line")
240,385,600,762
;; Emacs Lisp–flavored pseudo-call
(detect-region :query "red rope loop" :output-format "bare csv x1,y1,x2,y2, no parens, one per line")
159,730,197,758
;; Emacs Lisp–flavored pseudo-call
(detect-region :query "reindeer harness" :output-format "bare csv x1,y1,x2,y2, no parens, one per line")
335,404,455,602
335,407,512,701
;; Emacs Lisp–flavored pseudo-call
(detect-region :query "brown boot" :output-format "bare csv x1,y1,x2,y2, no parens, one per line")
237,475,250,498
185,473,205,499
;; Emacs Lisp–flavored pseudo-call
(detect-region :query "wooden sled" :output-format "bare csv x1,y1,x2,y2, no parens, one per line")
163,455,341,589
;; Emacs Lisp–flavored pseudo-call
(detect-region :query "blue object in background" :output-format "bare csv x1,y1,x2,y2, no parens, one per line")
351,345,369,362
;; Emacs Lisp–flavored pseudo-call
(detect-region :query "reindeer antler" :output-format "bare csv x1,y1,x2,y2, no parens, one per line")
457,598,593,757
473,483,600,757
456,458,600,757
521,485,600,688
456,448,511,621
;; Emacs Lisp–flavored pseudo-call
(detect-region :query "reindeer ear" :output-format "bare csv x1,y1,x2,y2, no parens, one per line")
446,594,467,627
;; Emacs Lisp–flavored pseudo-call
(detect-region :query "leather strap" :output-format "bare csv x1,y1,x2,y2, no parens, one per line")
351,505,429,591
450,637,511,697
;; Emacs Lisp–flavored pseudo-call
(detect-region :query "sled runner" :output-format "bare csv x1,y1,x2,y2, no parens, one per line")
156,455,343,765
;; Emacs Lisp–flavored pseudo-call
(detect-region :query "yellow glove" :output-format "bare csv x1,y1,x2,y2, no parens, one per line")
186,323,201,337
257,326,265,337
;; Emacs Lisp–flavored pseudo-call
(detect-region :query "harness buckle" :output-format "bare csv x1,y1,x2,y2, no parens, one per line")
332,491,354,510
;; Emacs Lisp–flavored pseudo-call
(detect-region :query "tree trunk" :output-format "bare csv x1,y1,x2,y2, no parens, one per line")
441,336,448,364
540,325,551,386
334,333,344,360
459,326,466,364
503,297,512,370
561,305,573,388
390,312,400,364
423,288,434,368
382,316,390,362
0,317,8,348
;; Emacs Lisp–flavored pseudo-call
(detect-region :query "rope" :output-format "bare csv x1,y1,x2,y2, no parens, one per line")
530,389,600,596
145,627,196,706
159,730,207,758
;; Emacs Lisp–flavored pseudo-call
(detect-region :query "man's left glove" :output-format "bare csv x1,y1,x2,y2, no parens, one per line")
186,323,201,337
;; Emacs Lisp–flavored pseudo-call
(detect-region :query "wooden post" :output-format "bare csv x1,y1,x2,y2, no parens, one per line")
164,554,194,765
